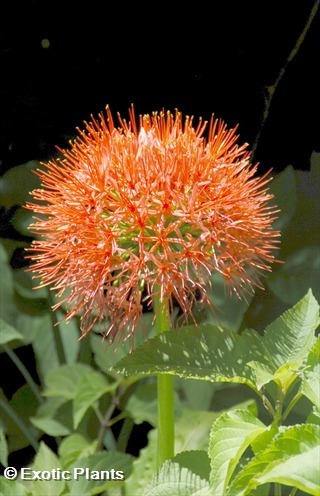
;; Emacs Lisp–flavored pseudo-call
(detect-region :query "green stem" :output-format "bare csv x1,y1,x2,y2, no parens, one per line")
96,401,117,451
153,289,175,467
289,487,298,496
259,388,277,418
48,290,67,365
117,417,134,452
282,392,303,422
0,397,39,451
2,344,43,404
96,386,124,451
275,482,282,496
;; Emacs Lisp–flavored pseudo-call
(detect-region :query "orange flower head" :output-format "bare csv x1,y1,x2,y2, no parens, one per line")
26,106,280,343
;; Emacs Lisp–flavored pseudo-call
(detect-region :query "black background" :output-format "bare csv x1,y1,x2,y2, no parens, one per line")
1,0,319,176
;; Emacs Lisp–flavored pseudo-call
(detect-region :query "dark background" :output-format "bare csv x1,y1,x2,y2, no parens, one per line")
1,0,319,176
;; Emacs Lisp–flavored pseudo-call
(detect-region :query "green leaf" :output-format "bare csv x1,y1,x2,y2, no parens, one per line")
13,286,49,316
73,371,114,429
0,424,8,466
32,313,80,383
32,315,60,380
227,424,320,496
31,442,66,496
57,313,80,364
125,382,183,427
307,407,320,426
248,289,319,391
11,313,46,346
280,158,320,257
44,364,94,399
3,385,39,452
112,323,263,390
177,378,216,411
0,244,16,325
268,165,297,231
11,207,34,236
0,319,23,345
143,450,211,495
301,371,320,410
259,289,318,369
125,429,158,496
304,335,320,370
30,397,72,436
301,337,320,410
58,434,98,468
12,268,47,299
125,382,159,427
176,402,256,454
112,291,319,394
0,478,30,496
207,272,254,332
90,312,156,373
0,161,41,208
125,401,256,496
66,451,133,495
208,409,267,496
267,246,320,305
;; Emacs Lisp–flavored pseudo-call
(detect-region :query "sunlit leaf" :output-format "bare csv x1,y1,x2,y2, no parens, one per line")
307,407,320,426
125,401,256,496
227,424,320,496
112,323,262,390
176,403,257,454
301,337,320,410
113,290,319,395
143,450,211,495
208,409,267,496
248,289,319,391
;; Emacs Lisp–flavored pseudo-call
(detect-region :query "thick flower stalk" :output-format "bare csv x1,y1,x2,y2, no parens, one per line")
26,106,280,343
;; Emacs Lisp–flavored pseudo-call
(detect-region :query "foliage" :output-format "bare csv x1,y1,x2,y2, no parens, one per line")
0,153,319,495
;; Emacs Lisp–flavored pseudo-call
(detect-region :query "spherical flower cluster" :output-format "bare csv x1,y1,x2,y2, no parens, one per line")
26,106,280,343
